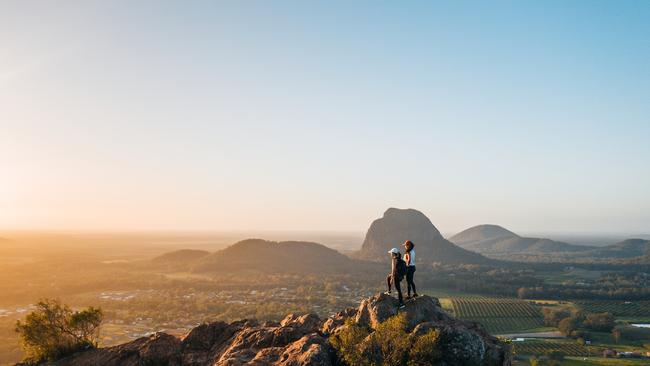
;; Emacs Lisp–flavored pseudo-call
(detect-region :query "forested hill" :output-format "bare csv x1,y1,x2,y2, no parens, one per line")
190,239,381,274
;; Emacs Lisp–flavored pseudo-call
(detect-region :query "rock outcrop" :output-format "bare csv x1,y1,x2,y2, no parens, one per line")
353,294,510,365
43,295,511,366
356,208,493,265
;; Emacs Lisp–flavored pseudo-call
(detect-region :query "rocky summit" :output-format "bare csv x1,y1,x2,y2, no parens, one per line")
41,294,511,366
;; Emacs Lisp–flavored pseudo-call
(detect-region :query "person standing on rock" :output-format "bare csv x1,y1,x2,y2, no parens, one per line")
403,240,418,298
385,248,406,307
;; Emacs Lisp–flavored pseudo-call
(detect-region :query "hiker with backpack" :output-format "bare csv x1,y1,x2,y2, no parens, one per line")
403,240,418,298
385,247,407,307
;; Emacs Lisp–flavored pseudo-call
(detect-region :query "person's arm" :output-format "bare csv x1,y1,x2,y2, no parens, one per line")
391,257,397,278
404,252,411,266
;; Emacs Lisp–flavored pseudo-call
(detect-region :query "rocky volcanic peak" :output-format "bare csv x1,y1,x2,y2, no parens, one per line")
356,208,491,264
45,294,511,366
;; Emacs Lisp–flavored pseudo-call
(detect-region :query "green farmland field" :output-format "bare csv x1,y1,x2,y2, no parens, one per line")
574,301,650,318
513,340,606,357
449,297,544,333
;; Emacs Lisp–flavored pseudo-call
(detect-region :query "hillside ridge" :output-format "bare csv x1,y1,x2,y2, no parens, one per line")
450,224,596,254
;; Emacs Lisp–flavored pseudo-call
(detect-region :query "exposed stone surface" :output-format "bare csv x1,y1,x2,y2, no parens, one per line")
41,294,510,366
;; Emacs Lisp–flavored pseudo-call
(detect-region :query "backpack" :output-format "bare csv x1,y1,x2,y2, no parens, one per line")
396,258,407,279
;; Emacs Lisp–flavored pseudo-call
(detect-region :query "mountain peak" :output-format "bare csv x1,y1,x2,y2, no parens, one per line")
356,208,491,264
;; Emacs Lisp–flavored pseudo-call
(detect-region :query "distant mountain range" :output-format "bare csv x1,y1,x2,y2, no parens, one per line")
449,224,650,260
449,224,595,254
150,211,649,273
151,208,493,274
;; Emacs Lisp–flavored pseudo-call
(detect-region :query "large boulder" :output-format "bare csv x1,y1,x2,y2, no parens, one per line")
413,321,510,366
356,208,492,264
276,334,333,366
355,293,450,330
321,308,357,335
351,293,510,366
355,293,399,329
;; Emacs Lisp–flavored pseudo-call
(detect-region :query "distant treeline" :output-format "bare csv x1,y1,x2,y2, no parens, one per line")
418,264,650,301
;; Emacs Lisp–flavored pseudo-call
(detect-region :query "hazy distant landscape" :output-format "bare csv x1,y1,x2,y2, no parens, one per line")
2,209,650,365
3,1,650,365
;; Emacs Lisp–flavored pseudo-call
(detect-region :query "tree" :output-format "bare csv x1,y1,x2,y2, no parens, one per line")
611,328,622,344
517,287,529,299
558,317,580,337
541,307,571,327
15,299,103,364
582,312,615,332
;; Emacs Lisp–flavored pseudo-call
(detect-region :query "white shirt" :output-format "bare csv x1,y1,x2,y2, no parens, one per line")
406,249,415,266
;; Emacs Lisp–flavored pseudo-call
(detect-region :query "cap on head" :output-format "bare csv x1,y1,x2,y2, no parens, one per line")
388,247,400,255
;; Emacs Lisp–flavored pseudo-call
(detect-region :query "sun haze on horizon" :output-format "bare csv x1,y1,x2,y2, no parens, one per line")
1,1,649,234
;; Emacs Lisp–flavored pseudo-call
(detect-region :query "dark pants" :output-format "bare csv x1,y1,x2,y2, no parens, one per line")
386,274,404,304
406,266,417,296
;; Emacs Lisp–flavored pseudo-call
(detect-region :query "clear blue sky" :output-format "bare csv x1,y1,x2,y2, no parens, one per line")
1,1,649,233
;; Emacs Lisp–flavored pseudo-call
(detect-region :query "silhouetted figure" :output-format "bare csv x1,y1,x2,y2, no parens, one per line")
385,248,406,307
403,240,418,298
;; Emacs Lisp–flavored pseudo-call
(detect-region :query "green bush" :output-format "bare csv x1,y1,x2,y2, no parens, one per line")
407,329,442,366
330,314,444,366
329,320,371,366
366,314,410,366
15,299,103,364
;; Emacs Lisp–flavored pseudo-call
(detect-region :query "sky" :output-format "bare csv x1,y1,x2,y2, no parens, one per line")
1,1,649,234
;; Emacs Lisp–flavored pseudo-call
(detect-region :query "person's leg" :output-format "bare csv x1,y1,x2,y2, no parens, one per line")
411,266,418,296
386,274,392,293
396,279,404,304
406,267,415,296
